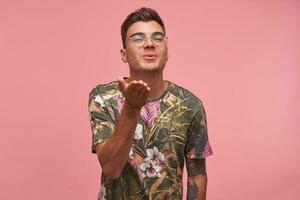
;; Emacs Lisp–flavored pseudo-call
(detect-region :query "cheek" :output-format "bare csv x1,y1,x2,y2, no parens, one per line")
126,49,141,63
160,48,168,61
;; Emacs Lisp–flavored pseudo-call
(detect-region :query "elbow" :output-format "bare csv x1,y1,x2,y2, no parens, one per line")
100,160,121,179
101,167,121,179
97,149,122,179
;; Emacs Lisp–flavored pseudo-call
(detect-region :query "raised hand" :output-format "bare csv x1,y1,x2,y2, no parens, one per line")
117,77,151,110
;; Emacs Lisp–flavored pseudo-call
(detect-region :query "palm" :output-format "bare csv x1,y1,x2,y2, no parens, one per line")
118,78,151,110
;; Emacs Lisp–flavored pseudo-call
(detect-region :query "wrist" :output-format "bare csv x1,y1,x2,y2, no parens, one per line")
123,101,142,113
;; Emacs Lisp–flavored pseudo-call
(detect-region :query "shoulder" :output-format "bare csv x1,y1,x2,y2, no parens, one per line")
89,80,120,99
168,80,205,111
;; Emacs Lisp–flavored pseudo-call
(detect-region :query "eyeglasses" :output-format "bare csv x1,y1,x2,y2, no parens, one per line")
128,32,167,47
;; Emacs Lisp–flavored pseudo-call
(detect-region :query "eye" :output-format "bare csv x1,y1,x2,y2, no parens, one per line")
131,35,144,42
152,33,164,42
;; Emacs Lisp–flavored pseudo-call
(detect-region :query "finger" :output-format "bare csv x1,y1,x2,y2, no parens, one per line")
136,81,147,92
140,87,148,98
127,80,138,94
135,82,147,97
141,82,148,88
142,86,151,98
137,85,146,96
136,80,145,95
139,83,148,94
146,86,151,92
117,76,126,92
137,80,144,85
136,80,146,91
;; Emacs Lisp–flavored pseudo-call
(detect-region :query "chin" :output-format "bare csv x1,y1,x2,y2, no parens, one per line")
141,64,162,71
129,60,166,73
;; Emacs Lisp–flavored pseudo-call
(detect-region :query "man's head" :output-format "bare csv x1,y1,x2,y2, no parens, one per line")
121,7,166,48
120,7,169,74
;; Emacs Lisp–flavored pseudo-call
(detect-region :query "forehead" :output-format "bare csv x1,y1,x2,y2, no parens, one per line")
126,21,164,38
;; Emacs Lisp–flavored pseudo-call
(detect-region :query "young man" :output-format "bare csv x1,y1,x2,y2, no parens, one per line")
88,7,213,200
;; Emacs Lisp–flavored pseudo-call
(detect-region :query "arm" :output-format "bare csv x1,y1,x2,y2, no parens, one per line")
185,101,213,199
186,158,207,200
95,103,140,179
95,78,150,179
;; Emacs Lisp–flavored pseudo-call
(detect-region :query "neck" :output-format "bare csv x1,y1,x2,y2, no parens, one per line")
125,72,167,100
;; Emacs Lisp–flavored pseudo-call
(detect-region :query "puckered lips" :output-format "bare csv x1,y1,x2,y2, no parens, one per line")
143,52,157,60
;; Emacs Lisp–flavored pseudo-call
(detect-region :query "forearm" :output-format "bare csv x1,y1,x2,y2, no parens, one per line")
186,158,208,200
187,175,207,200
96,102,140,179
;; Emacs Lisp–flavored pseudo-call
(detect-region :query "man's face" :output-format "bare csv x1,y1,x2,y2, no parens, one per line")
121,21,168,73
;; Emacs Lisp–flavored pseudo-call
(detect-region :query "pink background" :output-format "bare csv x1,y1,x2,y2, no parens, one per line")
0,0,299,199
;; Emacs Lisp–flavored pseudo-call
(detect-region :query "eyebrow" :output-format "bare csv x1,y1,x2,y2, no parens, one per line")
128,31,164,38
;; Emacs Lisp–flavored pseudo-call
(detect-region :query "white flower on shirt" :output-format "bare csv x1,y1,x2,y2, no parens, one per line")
134,124,143,140
98,184,106,200
94,94,115,107
94,95,105,107
140,146,165,178
129,147,134,158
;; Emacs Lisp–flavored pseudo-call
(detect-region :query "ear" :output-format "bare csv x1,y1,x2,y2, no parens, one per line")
165,37,169,61
120,48,128,63
166,51,169,61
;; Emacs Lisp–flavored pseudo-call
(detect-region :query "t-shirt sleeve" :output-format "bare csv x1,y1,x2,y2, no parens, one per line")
185,102,213,159
88,87,115,154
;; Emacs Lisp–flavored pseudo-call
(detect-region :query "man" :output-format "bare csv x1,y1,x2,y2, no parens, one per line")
88,7,213,200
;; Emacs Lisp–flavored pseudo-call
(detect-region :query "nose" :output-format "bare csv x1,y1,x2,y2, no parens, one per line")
143,37,155,48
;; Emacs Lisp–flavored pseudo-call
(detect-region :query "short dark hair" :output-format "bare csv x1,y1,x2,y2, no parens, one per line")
121,7,166,48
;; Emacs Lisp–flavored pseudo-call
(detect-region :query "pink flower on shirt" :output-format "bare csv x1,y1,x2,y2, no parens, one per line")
114,96,124,113
203,140,213,157
141,101,160,125
114,96,160,125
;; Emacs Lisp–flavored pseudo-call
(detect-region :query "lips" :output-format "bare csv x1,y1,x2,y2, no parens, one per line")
143,53,157,60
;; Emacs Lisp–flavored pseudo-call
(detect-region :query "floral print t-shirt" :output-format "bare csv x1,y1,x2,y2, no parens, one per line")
88,79,213,200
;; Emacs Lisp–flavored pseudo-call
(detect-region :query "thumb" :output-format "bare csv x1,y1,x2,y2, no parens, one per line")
117,76,126,92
